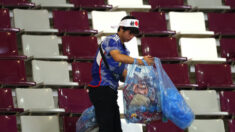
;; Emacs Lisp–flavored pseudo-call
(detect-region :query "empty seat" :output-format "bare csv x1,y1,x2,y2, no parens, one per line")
0,88,23,113
220,91,235,115
187,0,230,10
0,60,35,86
0,9,19,32
53,10,97,34
69,0,112,10
62,36,98,60
58,89,92,114
32,60,78,86
208,13,235,36
195,64,235,89
63,116,80,132
22,35,67,60
16,88,65,114
91,11,127,35
130,12,175,35
0,31,26,59
169,12,214,36
121,119,143,132
13,9,58,33
141,37,186,62
220,38,235,62
31,0,74,8
148,0,191,11
146,120,184,132
72,62,93,87
0,116,18,132
124,37,141,58
229,120,235,132
1,0,34,7
162,64,197,88
180,90,228,115
179,38,226,62
225,0,235,9
21,116,60,132
108,0,150,11
188,119,225,132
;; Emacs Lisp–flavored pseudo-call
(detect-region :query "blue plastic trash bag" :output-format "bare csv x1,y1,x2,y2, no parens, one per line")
123,59,162,123
76,106,98,132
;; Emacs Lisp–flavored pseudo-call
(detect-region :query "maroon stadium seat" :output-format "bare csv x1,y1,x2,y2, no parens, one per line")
220,91,235,115
69,0,112,10
225,0,235,9
220,38,235,62
63,116,80,132
148,0,191,11
147,120,184,132
0,116,18,132
1,0,34,7
229,120,235,132
0,9,19,32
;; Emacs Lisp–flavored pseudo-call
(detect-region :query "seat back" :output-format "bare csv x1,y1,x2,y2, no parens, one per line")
124,37,140,58
121,119,143,132
0,9,11,29
0,31,18,57
31,0,68,6
0,89,14,109
220,38,235,59
63,116,79,132
148,0,185,8
188,119,225,132
220,91,235,115
147,120,184,132
0,116,17,132
72,62,93,86
229,120,235,132
108,0,144,6
69,0,105,6
187,0,228,8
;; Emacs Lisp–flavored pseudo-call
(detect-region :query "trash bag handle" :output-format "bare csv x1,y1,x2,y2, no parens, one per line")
142,59,148,66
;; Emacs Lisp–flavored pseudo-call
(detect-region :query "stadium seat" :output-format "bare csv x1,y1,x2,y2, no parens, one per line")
0,115,18,132
0,88,24,114
53,10,97,34
69,0,112,10
58,89,92,114
16,88,65,114
169,12,214,37
225,0,235,9
162,64,198,88
21,116,60,132
121,119,143,132
229,120,235,132
188,119,225,132
208,13,235,36
0,31,26,60
31,0,74,8
62,36,98,60
179,38,226,63
1,0,35,7
141,37,186,62
180,90,228,115
124,37,141,58
195,64,235,89
187,0,230,10
130,12,175,36
220,91,235,115
32,60,78,87
62,116,80,132
0,9,19,32
117,90,124,114
146,120,184,132
220,38,235,62
0,60,35,86
148,0,191,11
13,9,58,33
22,35,67,60
72,62,93,87
91,11,127,35
108,0,150,11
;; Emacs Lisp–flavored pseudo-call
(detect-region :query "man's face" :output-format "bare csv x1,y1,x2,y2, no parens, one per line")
122,30,135,42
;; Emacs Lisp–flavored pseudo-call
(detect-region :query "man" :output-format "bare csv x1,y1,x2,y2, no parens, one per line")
88,16,154,132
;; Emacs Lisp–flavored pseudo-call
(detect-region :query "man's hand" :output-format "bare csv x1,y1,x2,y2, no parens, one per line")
143,55,154,66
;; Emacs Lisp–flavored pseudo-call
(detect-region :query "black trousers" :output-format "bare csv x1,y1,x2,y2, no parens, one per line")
88,86,122,132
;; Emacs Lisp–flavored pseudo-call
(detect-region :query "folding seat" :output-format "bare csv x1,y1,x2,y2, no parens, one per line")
62,36,98,60
0,116,18,132
58,89,92,114
32,60,78,87
169,12,214,37
121,119,143,132
0,31,26,60
62,116,80,132
107,0,150,11
0,9,19,32
225,0,235,9
188,119,225,132
0,88,23,114
31,0,74,8
195,64,235,89
124,37,141,58
16,88,65,114
229,120,235,132
130,12,175,36
148,0,191,11
187,0,230,10
21,116,60,132
53,10,97,35
0,60,35,86
1,0,35,7
146,120,184,132
71,62,93,87
179,38,226,63
22,35,67,60
13,9,58,33
162,64,198,88
69,0,112,10
117,90,124,114
208,13,235,36
141,37,186,62
220,91,235,115
220,38,235,62
180,90,228,115
91,11,127,35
